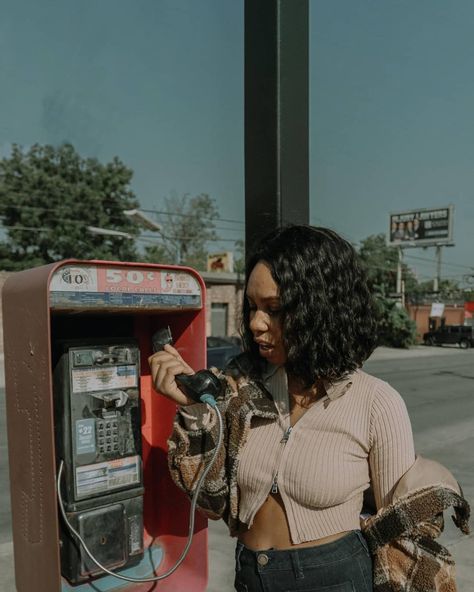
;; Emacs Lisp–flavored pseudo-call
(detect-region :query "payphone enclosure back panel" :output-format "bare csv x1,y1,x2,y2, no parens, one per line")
3,260,208,592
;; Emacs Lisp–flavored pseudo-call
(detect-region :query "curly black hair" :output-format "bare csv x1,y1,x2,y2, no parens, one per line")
241,225,378,386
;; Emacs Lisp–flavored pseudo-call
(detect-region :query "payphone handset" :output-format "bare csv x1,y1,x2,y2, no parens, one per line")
151,327,221,407
56,332,224,585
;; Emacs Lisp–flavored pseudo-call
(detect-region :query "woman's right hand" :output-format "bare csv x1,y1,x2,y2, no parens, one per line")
148,344,196,407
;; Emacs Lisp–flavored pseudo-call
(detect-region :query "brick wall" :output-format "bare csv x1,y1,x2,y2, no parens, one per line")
407,303,465,342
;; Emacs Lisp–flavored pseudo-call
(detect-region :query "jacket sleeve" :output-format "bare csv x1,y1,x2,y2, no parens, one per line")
368,381,416,509
167,373,237,521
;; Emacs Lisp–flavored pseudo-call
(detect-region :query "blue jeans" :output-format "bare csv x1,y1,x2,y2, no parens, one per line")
234,530,373,592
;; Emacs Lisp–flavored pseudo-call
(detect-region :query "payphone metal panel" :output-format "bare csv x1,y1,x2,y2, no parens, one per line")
54,342,145,583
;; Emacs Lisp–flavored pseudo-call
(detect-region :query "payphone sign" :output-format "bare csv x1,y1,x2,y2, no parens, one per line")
49,264,202,308
76,456,141,497
72,365,138,393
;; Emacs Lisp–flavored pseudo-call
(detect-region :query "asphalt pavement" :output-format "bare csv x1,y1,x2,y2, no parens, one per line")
206,345,474,592
1,346,473,591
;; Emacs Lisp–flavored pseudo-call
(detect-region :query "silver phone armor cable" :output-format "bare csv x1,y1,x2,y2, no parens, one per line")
57,403,224,583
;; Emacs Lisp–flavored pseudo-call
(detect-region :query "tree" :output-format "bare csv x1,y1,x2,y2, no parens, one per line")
358,234,420,348
0,143,140,270
375,294,417,348
144,193,220,270
408,278,462,302
358,234,418,295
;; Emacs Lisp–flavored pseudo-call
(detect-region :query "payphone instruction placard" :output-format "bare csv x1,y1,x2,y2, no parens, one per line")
76,455,141,497
49,264,202,309
72,365,138,393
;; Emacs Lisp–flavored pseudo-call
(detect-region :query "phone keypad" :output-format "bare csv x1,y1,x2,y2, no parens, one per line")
97,419,120,454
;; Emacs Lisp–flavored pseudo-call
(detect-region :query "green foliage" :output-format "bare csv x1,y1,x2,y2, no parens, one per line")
357,234,422,347
358,233,418,295
375,294,417,348
408,278,461,303
463,289,474,302
0,143,140,270
144,193,220,270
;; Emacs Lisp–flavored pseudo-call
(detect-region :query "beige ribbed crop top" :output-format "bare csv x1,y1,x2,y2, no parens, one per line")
179,366,415,545
237,367,415,543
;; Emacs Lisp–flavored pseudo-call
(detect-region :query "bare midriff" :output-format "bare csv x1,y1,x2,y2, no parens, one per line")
237,492,351,551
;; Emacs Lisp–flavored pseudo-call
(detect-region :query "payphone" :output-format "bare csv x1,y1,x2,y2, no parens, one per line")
3,259,212,592
53,341,144,583
54,333,222,586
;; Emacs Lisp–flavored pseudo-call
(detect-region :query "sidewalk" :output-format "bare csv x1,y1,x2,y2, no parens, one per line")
368,343,472,361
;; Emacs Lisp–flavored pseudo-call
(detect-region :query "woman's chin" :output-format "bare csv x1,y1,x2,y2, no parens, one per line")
259,346,286,366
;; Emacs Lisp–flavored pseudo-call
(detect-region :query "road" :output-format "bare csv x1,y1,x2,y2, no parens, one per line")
206,346,474,592
1,346,473,590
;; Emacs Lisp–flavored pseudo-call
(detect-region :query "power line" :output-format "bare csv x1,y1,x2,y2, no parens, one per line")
138,207,244,225
0,222,242,244
0,224,50,232
403,253,474,271
0,203,245,231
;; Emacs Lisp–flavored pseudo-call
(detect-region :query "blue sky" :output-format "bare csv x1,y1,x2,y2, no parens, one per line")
1,0,473,284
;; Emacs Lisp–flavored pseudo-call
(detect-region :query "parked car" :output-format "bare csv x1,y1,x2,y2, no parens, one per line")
423,325,474,349
207,336,242,368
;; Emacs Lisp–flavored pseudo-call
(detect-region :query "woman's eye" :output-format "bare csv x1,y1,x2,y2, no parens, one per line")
268,308,281,316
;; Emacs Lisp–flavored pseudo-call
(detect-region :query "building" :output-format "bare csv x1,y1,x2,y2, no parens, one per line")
201,271,244,338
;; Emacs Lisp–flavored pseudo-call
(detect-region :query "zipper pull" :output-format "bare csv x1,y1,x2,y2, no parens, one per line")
280,426,293,443
271,474,278,494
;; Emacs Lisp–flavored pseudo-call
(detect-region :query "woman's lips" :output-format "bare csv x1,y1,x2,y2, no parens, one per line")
257,343,274,356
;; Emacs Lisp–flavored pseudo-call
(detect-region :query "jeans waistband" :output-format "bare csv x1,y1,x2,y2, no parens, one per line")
236,530,367,573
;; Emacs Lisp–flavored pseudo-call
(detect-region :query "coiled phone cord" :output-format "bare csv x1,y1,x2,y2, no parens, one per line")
57,402,224,583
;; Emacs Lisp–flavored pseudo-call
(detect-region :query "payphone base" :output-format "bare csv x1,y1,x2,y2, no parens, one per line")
60,546,164,591
60,493,144,585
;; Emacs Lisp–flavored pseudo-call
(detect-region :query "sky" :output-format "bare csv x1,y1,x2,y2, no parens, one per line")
1,0,473,286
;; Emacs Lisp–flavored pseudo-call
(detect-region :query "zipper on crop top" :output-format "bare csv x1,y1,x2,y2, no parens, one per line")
271,426,293,494
271,474,279,494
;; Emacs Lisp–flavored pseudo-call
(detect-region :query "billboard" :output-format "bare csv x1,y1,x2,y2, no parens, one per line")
388,205,454,247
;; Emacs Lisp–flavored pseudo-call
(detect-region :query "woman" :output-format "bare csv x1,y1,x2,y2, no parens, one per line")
149,225,415,592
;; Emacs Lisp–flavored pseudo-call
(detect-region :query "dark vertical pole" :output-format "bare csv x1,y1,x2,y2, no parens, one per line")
245,0,309,253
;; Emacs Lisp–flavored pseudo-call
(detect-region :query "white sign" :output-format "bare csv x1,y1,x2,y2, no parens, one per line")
430,302,445,318
49,266,98,292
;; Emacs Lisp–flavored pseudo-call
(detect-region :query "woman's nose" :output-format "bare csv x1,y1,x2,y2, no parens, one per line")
249,310,268,333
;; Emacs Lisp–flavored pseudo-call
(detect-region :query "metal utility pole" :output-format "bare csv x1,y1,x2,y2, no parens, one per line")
433,245,442,293
245,0,309,252
396,247,404,307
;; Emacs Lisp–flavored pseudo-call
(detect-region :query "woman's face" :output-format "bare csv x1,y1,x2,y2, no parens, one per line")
246,261,287,366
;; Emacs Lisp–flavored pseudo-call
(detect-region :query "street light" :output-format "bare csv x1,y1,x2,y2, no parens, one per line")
122,208,174,259
123,209,161,232
87,226,134,239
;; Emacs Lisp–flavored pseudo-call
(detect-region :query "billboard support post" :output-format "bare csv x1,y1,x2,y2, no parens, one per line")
396,247,403,307
434,245,442,293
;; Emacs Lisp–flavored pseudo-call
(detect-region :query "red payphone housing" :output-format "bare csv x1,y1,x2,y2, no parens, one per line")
3,259,209,592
